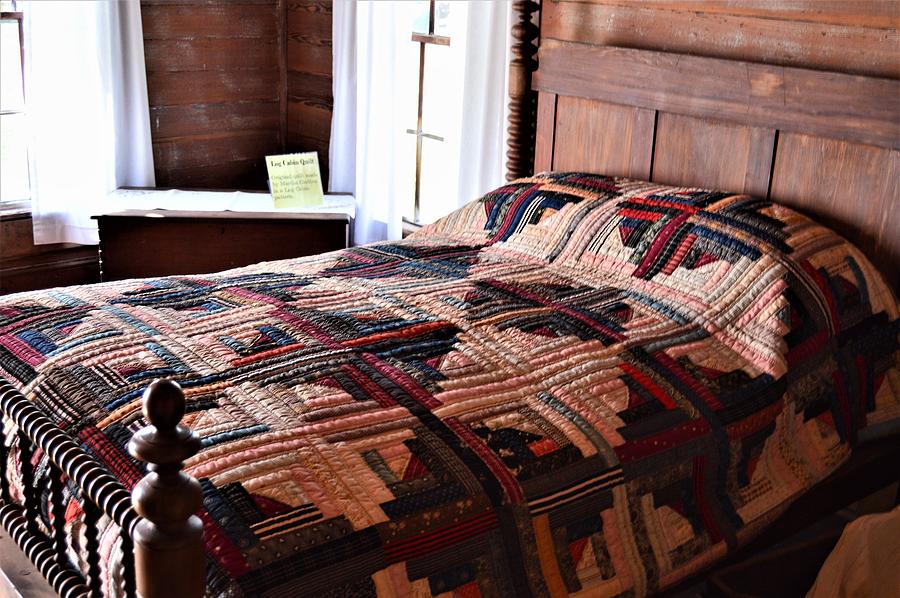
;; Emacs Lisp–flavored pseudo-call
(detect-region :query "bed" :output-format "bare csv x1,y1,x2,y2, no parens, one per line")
2,4,899,598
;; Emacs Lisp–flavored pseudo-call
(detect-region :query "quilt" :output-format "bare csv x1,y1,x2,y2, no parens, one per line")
1,172,898,597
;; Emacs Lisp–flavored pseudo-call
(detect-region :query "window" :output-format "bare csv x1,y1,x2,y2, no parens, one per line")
403,0,465,225
0,0,29,213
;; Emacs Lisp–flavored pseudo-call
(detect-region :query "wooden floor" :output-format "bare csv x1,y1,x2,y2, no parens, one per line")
0,530,54,598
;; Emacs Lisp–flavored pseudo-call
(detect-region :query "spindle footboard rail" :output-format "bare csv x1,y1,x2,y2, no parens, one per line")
0,377,205,598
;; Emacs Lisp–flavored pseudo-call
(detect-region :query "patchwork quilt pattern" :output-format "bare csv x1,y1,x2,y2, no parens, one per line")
1,173,898,597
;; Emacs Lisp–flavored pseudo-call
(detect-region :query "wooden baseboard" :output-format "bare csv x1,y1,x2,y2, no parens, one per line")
0,215,99,294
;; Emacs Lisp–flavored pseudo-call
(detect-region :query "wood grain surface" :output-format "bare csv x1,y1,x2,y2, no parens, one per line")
652,113,775,197
534,42,900,150
542,0,900,78
552,96,654,180
140,0,335,190
141,0,281,189
770,133,899,286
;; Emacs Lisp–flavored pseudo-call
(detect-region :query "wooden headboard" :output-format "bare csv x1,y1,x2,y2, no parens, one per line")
506,1,899,288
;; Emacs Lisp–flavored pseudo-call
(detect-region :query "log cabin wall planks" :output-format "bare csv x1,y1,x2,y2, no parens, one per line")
141,0,283,190
285,0,333,188
140,0,335,190
535,0,900,286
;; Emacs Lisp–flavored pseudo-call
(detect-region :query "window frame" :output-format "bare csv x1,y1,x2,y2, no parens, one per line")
0,9,30,216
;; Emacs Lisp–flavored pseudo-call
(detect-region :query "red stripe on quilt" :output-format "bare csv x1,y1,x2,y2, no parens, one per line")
382,510,498,562
619,208,665,222
725,399,783,440
787,329,829,368
801,261,841,333
198,508,252,577
0,334,45,366
620,362,678,410
77,425,142,490
341,363,398,408
692,456,723,544
361,353,442,409
344,321,456,349
652,351,724,410
445,417,524,503
633,211,692,278
628,196,701,212
615,418,711,463
492,184,542,241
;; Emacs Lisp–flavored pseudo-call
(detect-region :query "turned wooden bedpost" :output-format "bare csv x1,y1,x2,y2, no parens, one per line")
506,0,540,181
128,379,205,598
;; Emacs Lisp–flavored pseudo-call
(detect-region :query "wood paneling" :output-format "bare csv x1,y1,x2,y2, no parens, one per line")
141,4,278,38
149,102,280,140
770,133,899,287
652,113,775,197
287,101,333,143
534,92,557,173
144,39,278,71
152,131,280,175
286,71,332,104
552,96,654,179
0,216,98,294
146,70,280,107
552,1,898,29
534,42,900,150
141,0,282,190
285,0,333,188
286,41,332,77
152,159,266,190
140,0,334,190
542,0,900,78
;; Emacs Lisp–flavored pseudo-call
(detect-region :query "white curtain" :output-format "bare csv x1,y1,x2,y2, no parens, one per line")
23,0,155,245
455,1,513,207
330,1,512,246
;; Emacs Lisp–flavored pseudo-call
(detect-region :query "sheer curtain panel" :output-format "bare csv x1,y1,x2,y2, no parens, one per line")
23,0,155,245
330,1,512,245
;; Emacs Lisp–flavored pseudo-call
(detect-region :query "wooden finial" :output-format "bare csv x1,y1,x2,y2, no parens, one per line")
506,0,540,181
128,379,205,598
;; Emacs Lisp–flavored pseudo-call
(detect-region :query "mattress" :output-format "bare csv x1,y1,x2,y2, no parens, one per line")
1,172,898,597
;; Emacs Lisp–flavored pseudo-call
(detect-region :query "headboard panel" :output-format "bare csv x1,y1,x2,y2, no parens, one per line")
531,42,900,288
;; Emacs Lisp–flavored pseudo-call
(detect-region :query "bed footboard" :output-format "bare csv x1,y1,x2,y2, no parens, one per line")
0,377,205,598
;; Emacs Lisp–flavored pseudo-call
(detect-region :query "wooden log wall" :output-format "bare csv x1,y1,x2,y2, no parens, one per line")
285,0,333,187
140,0,334,190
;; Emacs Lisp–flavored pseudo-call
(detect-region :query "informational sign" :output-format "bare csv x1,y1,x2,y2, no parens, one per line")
265,152,324,208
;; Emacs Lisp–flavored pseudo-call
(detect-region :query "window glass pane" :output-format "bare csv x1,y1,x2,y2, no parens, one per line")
411,1,451,37
411,1,429,34
434,2,451,37
0,113,30,202
418,135,457,224
416,4,467,223
0,20,25,112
